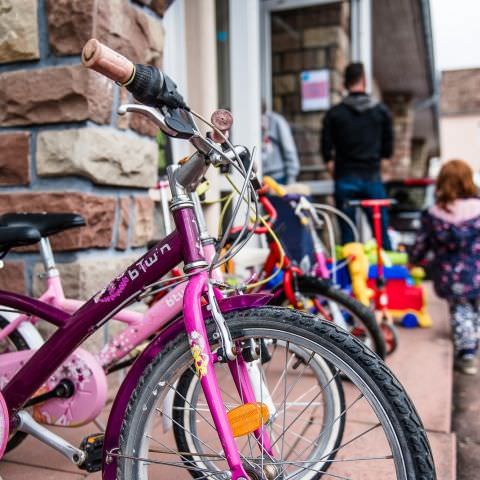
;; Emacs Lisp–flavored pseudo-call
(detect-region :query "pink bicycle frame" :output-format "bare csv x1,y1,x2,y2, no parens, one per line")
0,202,271,480
0,239,221,373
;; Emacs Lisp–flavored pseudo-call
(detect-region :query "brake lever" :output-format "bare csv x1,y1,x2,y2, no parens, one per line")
118,104,178,136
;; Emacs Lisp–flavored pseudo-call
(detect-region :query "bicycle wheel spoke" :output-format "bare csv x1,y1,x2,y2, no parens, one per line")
273,349,316,418
110,449,226,474
270,369,342,449
155,406,222,458
280,340,289,464
317,422,382,462
188,365,239,405
165,380,219,432
270,350,295,398
232,353,255,460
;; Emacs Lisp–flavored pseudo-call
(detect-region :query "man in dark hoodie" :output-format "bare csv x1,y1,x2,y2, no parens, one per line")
321,62,394,249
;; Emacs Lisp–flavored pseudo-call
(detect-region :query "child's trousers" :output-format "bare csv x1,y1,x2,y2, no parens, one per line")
448,298,480,357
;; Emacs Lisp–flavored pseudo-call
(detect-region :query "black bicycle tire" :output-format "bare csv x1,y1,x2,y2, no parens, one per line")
271,275,387,359
116,307,435,479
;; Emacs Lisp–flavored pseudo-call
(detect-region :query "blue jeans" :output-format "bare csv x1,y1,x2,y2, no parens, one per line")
334,176,392,251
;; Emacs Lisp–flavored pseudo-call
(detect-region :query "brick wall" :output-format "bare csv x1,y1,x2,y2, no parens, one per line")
0,0,168,299
441,68,480,116
270,2,350,180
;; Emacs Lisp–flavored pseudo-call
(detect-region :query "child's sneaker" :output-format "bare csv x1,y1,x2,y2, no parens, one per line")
456,354,478,375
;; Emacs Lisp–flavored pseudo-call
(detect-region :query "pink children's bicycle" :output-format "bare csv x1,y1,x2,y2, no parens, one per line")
0,39,434,479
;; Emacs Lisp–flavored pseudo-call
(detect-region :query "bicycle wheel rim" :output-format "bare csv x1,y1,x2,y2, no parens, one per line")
118,317,412,480
173,341,345,479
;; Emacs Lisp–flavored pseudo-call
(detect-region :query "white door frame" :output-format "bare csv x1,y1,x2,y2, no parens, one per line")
350,0,372,92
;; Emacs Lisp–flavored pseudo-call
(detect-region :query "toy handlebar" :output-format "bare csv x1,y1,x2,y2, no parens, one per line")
347,199,397,208
228,193,277,241
263,176,287,197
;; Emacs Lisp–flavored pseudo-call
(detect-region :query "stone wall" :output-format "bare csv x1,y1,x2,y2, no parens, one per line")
0,0,168,299
382,93,415,180
270,2,350,180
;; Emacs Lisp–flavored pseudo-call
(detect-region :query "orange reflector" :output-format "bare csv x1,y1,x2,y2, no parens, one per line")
227,402,270,437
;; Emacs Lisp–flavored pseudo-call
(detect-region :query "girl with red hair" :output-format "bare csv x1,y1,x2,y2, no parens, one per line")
410,159,480,374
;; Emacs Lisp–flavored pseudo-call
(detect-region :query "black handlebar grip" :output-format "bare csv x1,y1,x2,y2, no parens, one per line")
126,64,187,110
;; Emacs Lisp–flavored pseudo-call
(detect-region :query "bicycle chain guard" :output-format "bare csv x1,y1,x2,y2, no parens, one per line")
0,348,107,427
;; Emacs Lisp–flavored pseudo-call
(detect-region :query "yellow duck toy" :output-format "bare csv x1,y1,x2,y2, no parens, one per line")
342,242,374,307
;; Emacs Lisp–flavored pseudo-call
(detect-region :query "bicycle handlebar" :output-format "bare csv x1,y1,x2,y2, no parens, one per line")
82,38,187,110
82,38,134,84
81,39,253,195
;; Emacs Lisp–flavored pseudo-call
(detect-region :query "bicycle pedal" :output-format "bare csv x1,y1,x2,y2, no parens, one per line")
79,433,104,472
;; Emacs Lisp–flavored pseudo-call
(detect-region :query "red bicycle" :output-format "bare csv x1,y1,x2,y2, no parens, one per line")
225,187,387,358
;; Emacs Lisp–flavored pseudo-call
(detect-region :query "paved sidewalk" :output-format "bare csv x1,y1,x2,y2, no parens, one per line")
0,283,456,478
453,367,480,479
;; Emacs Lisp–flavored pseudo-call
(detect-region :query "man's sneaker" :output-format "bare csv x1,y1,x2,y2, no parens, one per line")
456,354,478,375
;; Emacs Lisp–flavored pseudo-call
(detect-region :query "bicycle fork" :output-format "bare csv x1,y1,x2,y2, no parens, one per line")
183,271,273,479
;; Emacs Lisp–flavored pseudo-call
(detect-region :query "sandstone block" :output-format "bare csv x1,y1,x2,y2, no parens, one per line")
303,49,327,70
271,33,301,53
294,113,324,130
97,0,165,66
45,0,95,56
293,128,320,155
134,0,169,17
273,2,349,32
132,197,154,247
330,70,343,93
0,132,30,185
33,255,139,301
282,94,300,115
0,65,113,126
0,0,39,64
283,51,303,72
116,197,131,250
0,261,25,294
37,128,158,188
47,0,164,65
0,192,116,251
273,96,282,113
329,45,347,74
273,74,296,95
303,26,349,52
33,255,147,356
130,114,160,138
272,53,282,74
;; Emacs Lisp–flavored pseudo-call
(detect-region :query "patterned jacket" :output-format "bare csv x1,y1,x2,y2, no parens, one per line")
409,198,480,300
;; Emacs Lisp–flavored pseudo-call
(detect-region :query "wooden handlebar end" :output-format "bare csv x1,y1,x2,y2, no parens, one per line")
81,38,135,85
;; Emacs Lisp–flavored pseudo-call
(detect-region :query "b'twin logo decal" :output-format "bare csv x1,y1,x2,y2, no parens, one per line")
165,290,183,308
94,243,172,303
